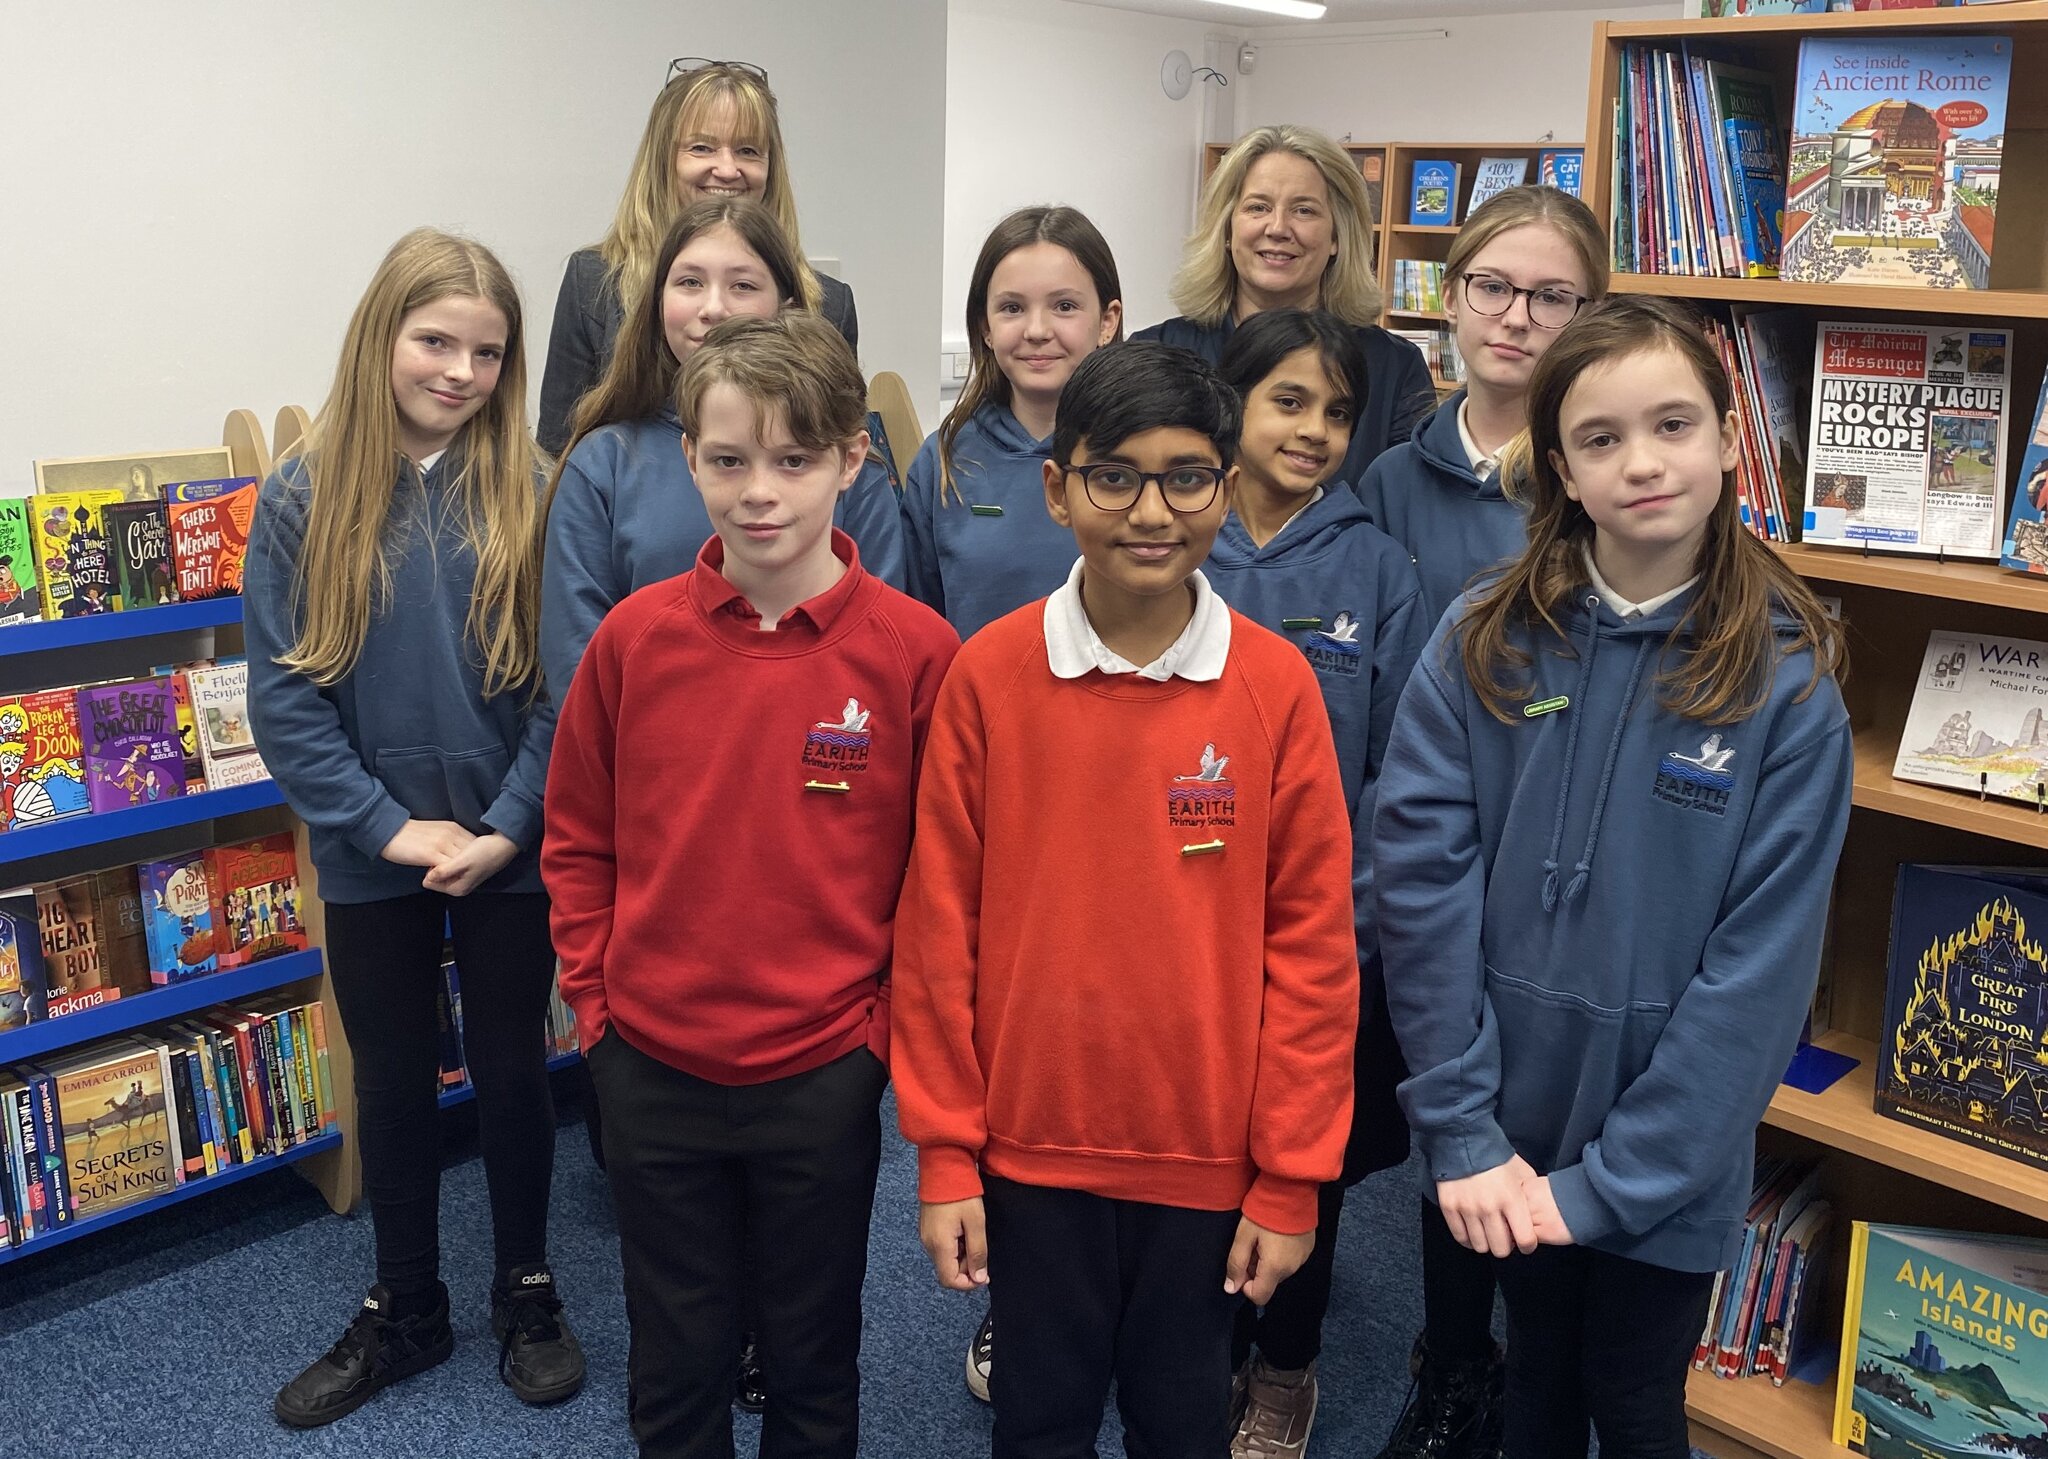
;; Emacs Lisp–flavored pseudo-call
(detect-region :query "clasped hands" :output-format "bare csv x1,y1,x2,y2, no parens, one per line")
1437,1154,1575,1257
380,818,519,897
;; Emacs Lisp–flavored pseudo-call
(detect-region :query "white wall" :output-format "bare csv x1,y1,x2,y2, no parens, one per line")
0,0,947,484
943,0,1246,381
1233,4,1675,146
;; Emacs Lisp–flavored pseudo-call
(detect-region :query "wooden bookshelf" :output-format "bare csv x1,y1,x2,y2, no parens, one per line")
1582,9,2048,1459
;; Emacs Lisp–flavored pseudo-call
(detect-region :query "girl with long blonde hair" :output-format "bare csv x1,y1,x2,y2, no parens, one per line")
537,59,856,453
246,228,584,1428
1134,125,1435,487
1376,295,1849,1459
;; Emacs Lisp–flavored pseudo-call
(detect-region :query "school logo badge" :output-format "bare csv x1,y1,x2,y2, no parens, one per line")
802,698,873,774
1169,742,1236,829
1303,610,1364,678
1652,733,1736,816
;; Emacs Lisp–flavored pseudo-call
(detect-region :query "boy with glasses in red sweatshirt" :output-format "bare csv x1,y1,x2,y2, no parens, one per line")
892,341,1360,1457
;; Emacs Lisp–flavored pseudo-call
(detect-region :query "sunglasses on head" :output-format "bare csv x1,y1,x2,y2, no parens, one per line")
665,57,769,87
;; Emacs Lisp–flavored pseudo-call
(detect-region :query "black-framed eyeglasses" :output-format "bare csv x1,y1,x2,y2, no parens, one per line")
1460,273,1585,330
1061,463,1227,515
665,57,769,86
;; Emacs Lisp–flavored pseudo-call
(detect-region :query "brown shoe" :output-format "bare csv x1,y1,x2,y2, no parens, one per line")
1232,1356,1319,1457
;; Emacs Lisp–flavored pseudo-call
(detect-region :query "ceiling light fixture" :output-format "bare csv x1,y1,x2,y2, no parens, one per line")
1193,0,1328,20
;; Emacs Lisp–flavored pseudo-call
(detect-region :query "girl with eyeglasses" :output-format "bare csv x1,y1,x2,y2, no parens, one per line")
1354,183,1608,1459
1135,126,1436,489
537,58,857,456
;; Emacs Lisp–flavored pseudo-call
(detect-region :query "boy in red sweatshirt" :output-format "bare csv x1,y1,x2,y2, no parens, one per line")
543,313,958,1459
892,341,1359,1456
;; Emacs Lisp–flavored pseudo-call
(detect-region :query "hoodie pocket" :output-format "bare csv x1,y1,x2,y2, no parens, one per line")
372,744,511,831
1485,965,1671,1168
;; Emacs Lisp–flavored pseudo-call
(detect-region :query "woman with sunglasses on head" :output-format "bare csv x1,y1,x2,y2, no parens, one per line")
1135,125,1436,490
538,58,857,455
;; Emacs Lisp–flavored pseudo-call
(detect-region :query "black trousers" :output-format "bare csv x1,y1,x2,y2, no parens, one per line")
983,1173,1241,1459
1494,1243,1715,1459
324,889,557,1291
590,1033,887,1459
1423,1195,1502,1361
1231,1176,1344,1372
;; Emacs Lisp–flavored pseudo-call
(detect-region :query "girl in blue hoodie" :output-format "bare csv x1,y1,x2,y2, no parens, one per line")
901,205,1122,640
1357,183,1610,1459
1208,308,1426,1454
246,230,583,1427
1374,296,1852,1459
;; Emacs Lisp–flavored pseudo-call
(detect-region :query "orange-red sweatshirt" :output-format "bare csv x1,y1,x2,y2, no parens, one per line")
891,602,1359,1234
544,532,959,1084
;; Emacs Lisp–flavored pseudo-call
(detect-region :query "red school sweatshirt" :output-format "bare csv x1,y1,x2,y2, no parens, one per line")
890,601,1359,1235
543,531,960,1084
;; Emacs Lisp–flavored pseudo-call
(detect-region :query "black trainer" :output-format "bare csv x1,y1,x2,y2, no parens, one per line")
1373,1336,1505,1459
491,1264,587,1406
735,1333,767,1414
274,1282,454,1428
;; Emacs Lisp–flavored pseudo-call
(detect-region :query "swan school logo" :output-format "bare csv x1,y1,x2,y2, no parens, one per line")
1302,610,1364,678
1169,742,1236,829
1653,734,1736,816
803,698,873,774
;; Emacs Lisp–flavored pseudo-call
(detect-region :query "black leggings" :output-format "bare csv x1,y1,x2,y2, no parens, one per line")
1494,1243,1714,1459
325,889,558,1292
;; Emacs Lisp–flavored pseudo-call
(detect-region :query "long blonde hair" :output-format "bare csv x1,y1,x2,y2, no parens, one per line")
1472,297,1843,725
280,228,541,699
598,64,821,328
547,199,808,517
1170,126,1382,327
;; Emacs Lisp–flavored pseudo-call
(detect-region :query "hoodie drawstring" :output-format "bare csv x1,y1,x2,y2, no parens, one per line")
1562,638,1651,906
1541,597,1652,911
1540,600,1602,912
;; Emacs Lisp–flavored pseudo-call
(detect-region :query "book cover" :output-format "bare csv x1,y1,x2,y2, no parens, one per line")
163,476,254,503
163,1042,201,1182
36,868,150,1017
1464,156,1529,218
1802,322,2012,557
30,489,122,619
1895,631,2048,806
0,499,43,624
1879,865,2048,1169
2001,369,2048,575
1783,35,2011,288
0,687,89,827
21,1068,73,1228
185,661,268,789
104,500,179,609
75,678,184,814
1834,1222,2048,1458
44,1040,178,1220
1359,149,1385,226
138,852,217,984
0,886,46,1026
166,482,255,601
1711,59,1787,277
1410,159,1460,225
167,667,206,792
2,1077,47,1235
203,833,306,969
1538,147,1584,197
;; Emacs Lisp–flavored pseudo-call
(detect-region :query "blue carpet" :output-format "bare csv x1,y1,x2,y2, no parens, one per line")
0,1089,1444,1457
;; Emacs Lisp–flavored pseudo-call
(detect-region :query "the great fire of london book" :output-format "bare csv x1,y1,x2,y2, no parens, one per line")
1895,631,2048,807
1879,864,2048,1172
1834,1221,2048,1459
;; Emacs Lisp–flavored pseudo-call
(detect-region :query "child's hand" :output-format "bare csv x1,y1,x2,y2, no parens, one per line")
1224,1216,1314,1304
1437,1154,1539,1257
920,1198,989,1292
424,832,519,897
1520,1171,1575,1246
380,819,476,869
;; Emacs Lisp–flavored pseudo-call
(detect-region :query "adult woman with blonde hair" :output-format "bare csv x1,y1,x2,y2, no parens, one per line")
246,228,583,1428
538,58,857,454
1135,124,1435,488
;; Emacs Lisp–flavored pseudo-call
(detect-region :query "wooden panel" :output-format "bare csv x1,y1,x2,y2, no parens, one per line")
1607,273,2048,321
1777,545,2048,614
1687,1372,1843,1459
1608,4,2048,46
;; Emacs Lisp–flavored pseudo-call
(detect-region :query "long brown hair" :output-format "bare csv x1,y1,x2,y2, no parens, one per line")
597,63,821,323
546,198,806,514
1465,296,1844,725
938,205,1123,503
280,228,540,698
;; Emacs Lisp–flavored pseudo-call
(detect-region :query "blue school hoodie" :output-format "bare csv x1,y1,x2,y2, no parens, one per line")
1204,489,1426,1006
1131,315,1436,485
539,407,907,704
243,455,554,903
1357,391,1529,629
1373,588,1852,1272
900,403,1078,639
